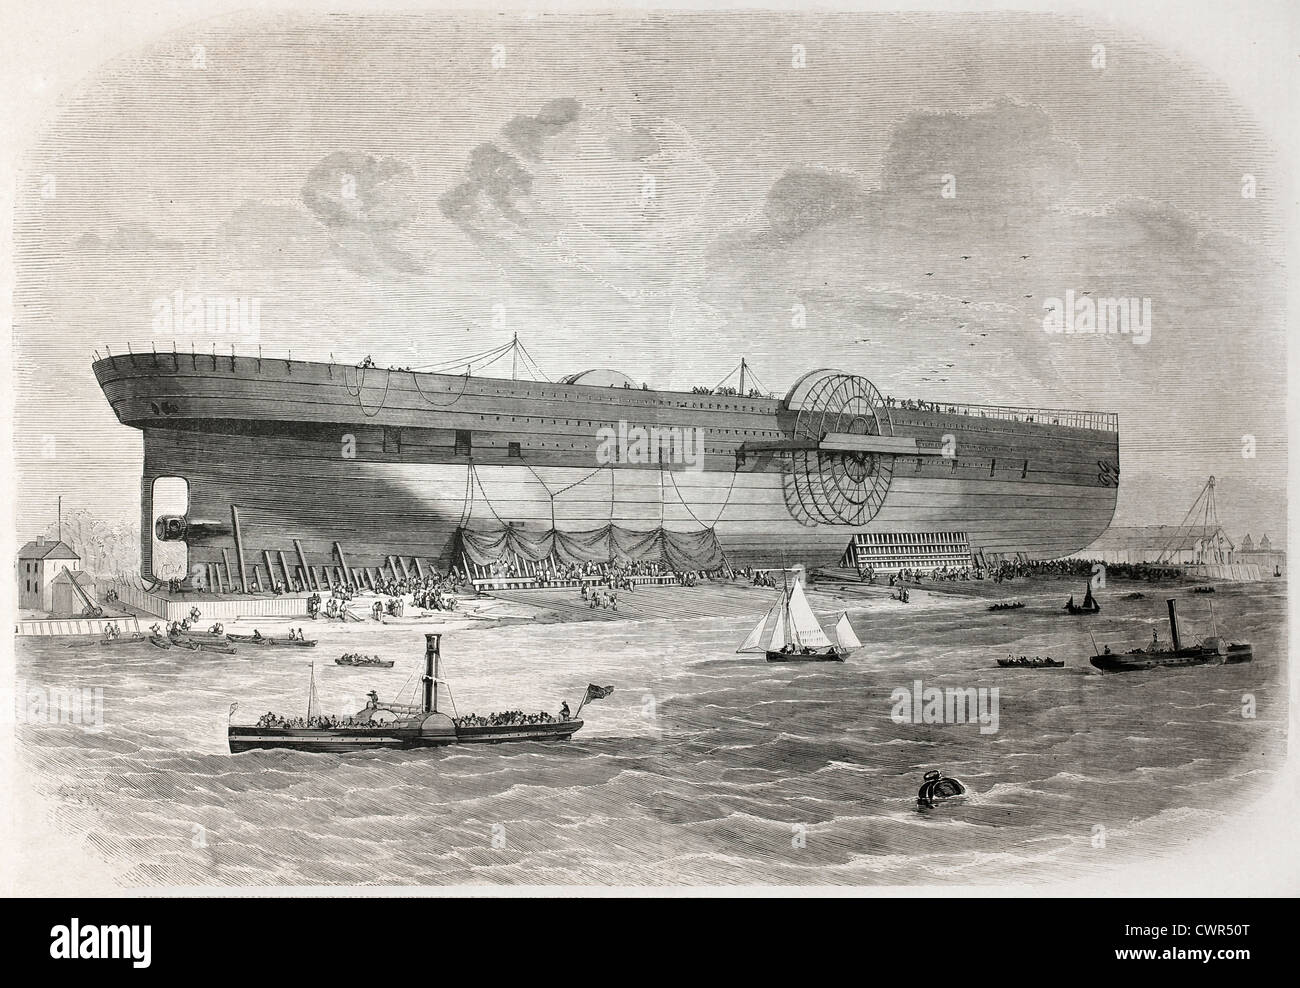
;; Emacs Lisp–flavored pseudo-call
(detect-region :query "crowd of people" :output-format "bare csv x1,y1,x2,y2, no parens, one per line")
989,558,1184,584
581,585,619,610
690,385,765,398
253,712,373,730
294,572,464,621
454,710,561,728
250,706,571,730
843,557,1186,590
880,396,1050,424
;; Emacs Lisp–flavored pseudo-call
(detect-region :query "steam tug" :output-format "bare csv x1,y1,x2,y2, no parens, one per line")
227,633,584,753
1089,598,1253,672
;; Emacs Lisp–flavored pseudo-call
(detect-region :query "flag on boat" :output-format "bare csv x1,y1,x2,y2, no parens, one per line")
575,683,614,717
583,684,615,704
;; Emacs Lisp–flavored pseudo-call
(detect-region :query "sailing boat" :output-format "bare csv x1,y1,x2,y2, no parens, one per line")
1064,580,1101,615
737,577,860,662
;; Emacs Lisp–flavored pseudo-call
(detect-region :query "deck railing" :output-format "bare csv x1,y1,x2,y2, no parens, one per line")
889,400,1118,433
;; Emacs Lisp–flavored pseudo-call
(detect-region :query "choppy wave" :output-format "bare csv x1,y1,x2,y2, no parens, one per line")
12,581,1288,887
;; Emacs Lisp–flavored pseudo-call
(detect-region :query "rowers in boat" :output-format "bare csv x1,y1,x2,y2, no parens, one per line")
66,631,146,648
227,634,612,753
225,628,317,647
736,574,860,662
335,653,394,668
997,655,1064,668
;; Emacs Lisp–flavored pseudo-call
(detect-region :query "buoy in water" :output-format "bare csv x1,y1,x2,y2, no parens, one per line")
917,769,967,809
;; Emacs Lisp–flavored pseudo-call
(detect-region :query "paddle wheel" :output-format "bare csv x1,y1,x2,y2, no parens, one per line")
780,370,896,526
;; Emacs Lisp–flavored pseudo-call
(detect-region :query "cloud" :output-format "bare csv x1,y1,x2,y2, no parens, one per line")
881,100,1077,209
439,99,719,309
698,98,1282,423
440,143,537,234
762,167,867,241
503,97,581,160
300,151,425,274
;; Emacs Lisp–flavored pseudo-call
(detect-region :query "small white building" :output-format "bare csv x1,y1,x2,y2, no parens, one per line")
17,538,82,612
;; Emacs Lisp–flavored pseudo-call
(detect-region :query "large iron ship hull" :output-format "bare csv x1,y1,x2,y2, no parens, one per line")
92,351,1120,582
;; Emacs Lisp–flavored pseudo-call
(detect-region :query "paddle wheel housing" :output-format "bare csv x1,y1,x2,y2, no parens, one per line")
781,369,895,526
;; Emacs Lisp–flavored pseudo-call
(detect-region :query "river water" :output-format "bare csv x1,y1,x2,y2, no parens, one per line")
12,580,1287,887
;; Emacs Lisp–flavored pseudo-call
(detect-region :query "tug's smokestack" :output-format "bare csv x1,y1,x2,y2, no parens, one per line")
424,633,442,713
1166,599,1181,651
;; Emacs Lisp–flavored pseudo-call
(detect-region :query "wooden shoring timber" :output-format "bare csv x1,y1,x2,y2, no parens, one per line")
333,542,354,588
277,550,294,589
294,539,316,590
230,506,249,593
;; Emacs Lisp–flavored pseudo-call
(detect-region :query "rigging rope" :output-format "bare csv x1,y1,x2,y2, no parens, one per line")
455,464,474,531
712,359,744,394
410,369,473,407
550,466,609,498
411,340,514,373
470,465,511,528
522,461,559,529
513,337,552,382
342,365,393,417
743,366,773,397
667,465,739,530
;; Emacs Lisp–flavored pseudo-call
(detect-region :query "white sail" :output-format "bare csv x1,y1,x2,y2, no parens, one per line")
834,612,861,649
738,602,779,653
786,580,832,648
767,603,787,651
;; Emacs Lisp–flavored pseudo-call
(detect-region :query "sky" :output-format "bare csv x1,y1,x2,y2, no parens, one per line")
11,9,1289,544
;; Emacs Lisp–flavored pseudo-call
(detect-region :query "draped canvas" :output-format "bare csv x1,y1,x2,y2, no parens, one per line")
457,524,726,571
